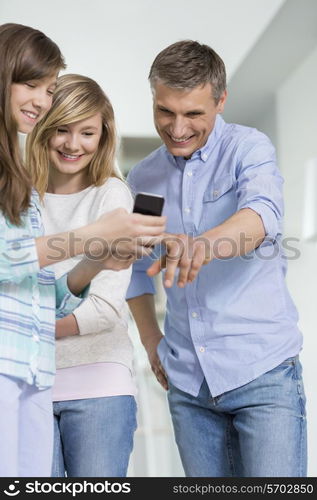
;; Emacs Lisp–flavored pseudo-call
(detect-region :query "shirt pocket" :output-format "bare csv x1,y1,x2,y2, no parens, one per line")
200,174,237,232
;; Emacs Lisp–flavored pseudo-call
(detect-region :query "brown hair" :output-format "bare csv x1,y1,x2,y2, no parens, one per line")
27,74,119,198
0,23,65,225
149,40,226,103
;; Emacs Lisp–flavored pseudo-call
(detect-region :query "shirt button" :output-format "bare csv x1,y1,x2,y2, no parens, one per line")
192,312,198,318
199,346,205,353
202,153,208,161
187,171,193,177
213,190,219,197
33,334,40,342
184,207,191,214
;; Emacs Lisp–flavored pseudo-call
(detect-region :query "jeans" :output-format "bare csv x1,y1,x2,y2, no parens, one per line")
52,395,137,477
0,374,53,477
167,356,307,477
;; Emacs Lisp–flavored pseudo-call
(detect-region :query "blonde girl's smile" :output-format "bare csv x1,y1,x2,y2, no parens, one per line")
49,113,102,177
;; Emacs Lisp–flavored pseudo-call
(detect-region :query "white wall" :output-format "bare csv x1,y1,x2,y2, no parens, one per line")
223,0,317,477
276,44,317,477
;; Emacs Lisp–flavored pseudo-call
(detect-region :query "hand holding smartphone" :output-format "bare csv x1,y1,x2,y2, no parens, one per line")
133,192,165,250
133,192,165,216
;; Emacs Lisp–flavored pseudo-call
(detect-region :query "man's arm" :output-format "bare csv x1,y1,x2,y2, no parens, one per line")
181,207,265,285
148,208,265,287
204,207,265,256
128,293,168,390
148,133,282,287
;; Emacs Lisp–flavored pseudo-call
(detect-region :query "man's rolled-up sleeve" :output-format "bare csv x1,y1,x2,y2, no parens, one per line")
235,134,284,241
126,168,157,299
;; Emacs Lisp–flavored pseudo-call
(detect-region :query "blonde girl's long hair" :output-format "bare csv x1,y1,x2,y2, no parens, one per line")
27,74,120,198
0,23,65,225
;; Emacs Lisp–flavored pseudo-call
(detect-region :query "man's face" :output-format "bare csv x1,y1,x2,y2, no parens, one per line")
153,81,227,158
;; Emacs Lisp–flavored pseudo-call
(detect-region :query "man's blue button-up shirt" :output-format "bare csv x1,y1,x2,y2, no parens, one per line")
126,115,302,397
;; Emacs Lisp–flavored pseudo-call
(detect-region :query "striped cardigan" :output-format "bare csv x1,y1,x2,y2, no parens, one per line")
0,192,83,389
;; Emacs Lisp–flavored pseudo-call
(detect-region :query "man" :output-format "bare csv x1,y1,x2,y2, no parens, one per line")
126,40,306,477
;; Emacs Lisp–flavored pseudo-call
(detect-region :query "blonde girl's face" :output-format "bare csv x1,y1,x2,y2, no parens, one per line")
48,113,103,178
10,73,58,133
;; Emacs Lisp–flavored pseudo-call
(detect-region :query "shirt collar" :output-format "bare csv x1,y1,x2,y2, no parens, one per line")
197,114,226,163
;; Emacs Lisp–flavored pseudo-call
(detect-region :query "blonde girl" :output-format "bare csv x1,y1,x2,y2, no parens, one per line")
27,74,138,477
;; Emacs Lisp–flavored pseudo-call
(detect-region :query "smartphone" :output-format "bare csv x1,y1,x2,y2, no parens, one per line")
133,192,165,216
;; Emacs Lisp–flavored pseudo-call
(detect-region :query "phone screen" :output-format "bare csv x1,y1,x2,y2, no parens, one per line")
133,192,164,216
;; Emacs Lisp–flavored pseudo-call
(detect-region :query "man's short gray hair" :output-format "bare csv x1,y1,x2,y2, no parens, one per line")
149,40,227,103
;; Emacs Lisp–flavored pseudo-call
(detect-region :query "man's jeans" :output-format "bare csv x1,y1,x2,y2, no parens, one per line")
52,395,137,477
167,356,307,477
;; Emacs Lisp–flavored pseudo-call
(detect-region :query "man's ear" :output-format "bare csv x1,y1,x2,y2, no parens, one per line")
217,90,228,113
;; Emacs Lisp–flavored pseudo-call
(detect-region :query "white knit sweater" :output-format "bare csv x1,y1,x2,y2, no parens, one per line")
41,177,134,371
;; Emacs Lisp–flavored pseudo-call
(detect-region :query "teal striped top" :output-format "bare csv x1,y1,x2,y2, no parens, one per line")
0,192,83,389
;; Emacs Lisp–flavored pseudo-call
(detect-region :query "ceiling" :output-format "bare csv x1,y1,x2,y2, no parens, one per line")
1,0,285,136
